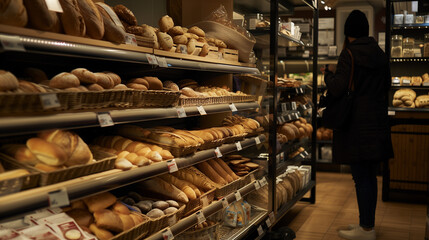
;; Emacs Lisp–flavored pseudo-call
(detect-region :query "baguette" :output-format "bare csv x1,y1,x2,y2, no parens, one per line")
159,174,197,200
214,158,239,180
196,161,227,185
207,159,234,183
172,166,219,191
139,177,189,203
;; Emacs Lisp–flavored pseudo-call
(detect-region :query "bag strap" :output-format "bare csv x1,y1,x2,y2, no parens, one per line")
345,48,355,91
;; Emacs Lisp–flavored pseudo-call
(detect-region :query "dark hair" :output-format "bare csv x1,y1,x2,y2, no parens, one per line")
344,10,369,38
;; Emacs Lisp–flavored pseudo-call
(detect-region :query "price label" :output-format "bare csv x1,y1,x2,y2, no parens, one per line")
300,88,304,94
269,212,275,222
235,142,242,151
197,106,207,115
402,79,411,85
214,147,222,158
0,35,25,52
294,113,299,119
48,188,69,208
302,104,308,110
146,54,158,65
124,33,137,46
167,159,178,173
221,198,229,208
195,211,206,224
201,196,209,207
260,177,267,186
176,107,187,118
156,56,168,68
303,151,309,156
229,103,238,112
299,153,305,158
388,111,396,116
281,103,287,112
257,225,264,236
179,45,187,54
281,152,285,159
97,112,114,127
254,180,261,190
45,0,63,12
277,117,282,123
40,93,61,109
265,218,272,227
292,102,297,110
295,88,299,94
281,116,286,123
255,137,261,145
287,114,292,121
235,191,242,201
162,228,174,240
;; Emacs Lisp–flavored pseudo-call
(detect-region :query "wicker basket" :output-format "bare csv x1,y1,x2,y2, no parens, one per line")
178,97,210,107
183,188,215,217
214,178,244,199
131,90,180,108
146,204,186,236
222,134,247,144
175,222,220,240
0,153,40,196
198,139,223,151
111,213,151,240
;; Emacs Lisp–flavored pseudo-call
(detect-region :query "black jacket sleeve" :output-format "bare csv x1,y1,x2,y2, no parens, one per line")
324,49,352,98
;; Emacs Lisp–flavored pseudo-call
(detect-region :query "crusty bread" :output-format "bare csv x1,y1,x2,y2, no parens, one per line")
26,138,68,166
157,32,173,51
71,68,97,84
208,159,234,183
172,166,219,191
50,72,80,89
67,136,93,166
77,0,104,39
111,201,130,215
94,209,123,233
83,192,117,212
158,15,174,32
0,0,27,27
139,177,189,203
96,3,125,44
87,83,104,91
215,158,239,180
0,70,19,91
59,0,86,36
197,161,227,185
117,213,134,231
159,174,197,200
24,0,61,32
144,77,163,90
89,223,114,240
95,72,114,89
34,163,65,172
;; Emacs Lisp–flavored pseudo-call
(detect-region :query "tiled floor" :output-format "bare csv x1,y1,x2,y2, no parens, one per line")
276,172,427,240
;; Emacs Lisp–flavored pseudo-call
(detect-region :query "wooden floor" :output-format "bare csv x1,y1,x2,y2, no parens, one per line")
276,172,427,240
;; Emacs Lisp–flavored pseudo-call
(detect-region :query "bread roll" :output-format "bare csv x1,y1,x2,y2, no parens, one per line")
187,38,196,54
24,0,61,32
173,35,188,45
0,144,39,165
157,32,173,51
139,177,189,203
83,192,117,212
0,169,30,181
113,84,127,90
159,174,197,200
95,72,114,89
117,214,134,231
94,209,123,233
168,26,184,36
77,0,104,39
141,24,157,41
71,68,97,84
96,3,125,44
158,15,174,32
0,70,19,91
187,26,205,37
207,159,234,183
67,136,93,166
66,208,93,227
129,213,145,225
104,72,121,86
199,44,209,57
89,224,114,240
49,72,80,89
144,77,163,90
26,138,68,166
0,0,27,27
58,0,86,36
129,78,149,88
127,83,147,90
88,83,104,91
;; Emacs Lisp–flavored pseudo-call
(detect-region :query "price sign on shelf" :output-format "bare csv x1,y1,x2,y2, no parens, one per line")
176,107,187,118
221,198,229,208
195,211,206,224
281,103,287,112
179,45,188,54
300,88,305,94
269,212,275,222
292,102,297,110
146,54,158,65
197,106,207,115
235,191,242,201
0,35,25,52
235,142,242,151
229,103,238,112
214,147,222,158
97,112,114,127
299,153,305,159
255,137,261,145
40,93,61,109
257,225,264,236
388,111,396,116
167,159,178,173
45,0,63,12
156,56,168,68
162,228,174,240
48,188,69,208
124,33,137,46
254,180,261,190
265,218,272,228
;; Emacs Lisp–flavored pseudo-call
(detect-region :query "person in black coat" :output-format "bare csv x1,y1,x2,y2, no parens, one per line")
322,10,393,240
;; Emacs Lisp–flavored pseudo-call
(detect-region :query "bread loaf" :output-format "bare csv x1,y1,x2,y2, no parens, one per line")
139,177,189,203
89,223,114,240
199,44,209,57
0,144,39,165
172,166,219,191
117,213,134,231
168,26,184,36
0,169,30,181
159,174,197,200
83,192,117,212
66,208,93,227
95,72,114,89
214,158,239,180
71,68,97,84
113,4,137,26
197,161,227,185
0,0,27,27
157,32,173,51
0,70,19,91
24,0,61,32
50,72,80,89
415,95,429,108
158,15,174,32
144,77,163,90
77,0,104,39
207,159,234,183
94,209,123,233
26,138,68,166
59,0,86,36
88,83,104,91
96,3,126,44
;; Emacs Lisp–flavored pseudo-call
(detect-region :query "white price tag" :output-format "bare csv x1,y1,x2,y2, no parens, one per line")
255,137,261,145
287,114,292,121
162,228,174,240
201,196,209,207
221,198,229,208
402,79,411,85
281,152,285,159
195,211,206,224
295,88,299,93
294,113,299,119
303,151,309,156
146,54,158,65
257,225,264,236
97,112,114,127
235,142,242,151
299,153,305,158
423,82,429,86
0,35,25,52
40,93,61,109
269,212,275,222
167,159,178,173
388,111,396,116
265,218,272,227
197,106,207,115
176,107,187,118
179,45,187,54
300,88,304,94
235,191,242,201
281,116,286,123
124,33,137,46
48,188,69,208
302,104,308,110
260,177,267,186
45,0,63,12
229,103,238,112
156,56,168,68
254,180,261,190
281,103,287,112
214,147,222,158
292,102,297,110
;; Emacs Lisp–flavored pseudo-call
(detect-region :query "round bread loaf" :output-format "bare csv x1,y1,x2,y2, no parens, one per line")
147,208,164,218
50,72,80,89
144,77,163,90
157,32,173,51
59,0,86,37
113,84,127,90
126,25,144,36
26,137,68,166
184,32,198,40
71,68,97,84
87,83,104,91
163,207,178,215
158,15,174,32
113,4,137,25
129,78,149,88
187,26,205,37
168,26,184,36
95,73,114,89
173,35,188,45
77,0,104,39
141,24,157,41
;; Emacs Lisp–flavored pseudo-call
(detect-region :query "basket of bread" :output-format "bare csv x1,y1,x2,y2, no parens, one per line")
0,158,40,196
0,129,116,186
222,115,263,140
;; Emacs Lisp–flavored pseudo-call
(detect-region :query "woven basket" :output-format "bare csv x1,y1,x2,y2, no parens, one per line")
214,178,244,199
198,139,223,151
146,204,186,236
178,97,210,107
131,90,180,108
0,153,40,196
183,188,215,217
111,214,151,240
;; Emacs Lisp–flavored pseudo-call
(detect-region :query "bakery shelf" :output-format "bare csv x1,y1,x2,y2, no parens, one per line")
390,85,429,89
278,139,310,155
145,178,264,240
276,110,301,124
0,135,266,218
271,180,315,226
249,28,306,49
391,58,429,63
276,148,310,175
218,206,268,240
0,101,260,137
388,107,429,113
392,23,429,30
317,140,332,144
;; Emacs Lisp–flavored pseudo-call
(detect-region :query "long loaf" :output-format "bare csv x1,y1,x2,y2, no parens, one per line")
159,174,197,200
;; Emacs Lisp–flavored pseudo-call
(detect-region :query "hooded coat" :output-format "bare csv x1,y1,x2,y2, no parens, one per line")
324,37,393,164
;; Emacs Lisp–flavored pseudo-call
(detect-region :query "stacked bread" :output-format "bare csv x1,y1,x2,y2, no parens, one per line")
392,73,429,86
316,127,333,140
1,129,93,172
175,79,251,99
91,135,174,169
122,191,181,217
125,76,164,91
0,70,54,93
64,192,148,240
277,78,302,88
277,117,313,143
222,115,262,134
289,147,306,159
222,155,259,176
195,159,240,186
392,89,417,108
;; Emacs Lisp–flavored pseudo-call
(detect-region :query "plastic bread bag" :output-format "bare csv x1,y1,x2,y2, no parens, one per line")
241,201,251,225
223,203,238,227
234,201,245,227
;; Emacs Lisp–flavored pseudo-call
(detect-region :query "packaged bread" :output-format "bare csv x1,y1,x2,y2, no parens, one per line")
0,0,27,27
139,177,189,203
23,0,61,32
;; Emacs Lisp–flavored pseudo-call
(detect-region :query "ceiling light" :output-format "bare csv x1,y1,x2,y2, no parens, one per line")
321,0,325,4
324,5,328,10
328,7,331,10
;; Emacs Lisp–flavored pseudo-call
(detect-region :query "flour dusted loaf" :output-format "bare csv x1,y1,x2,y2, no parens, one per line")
77,0,104,39
139,177,189,203
59,0,86,37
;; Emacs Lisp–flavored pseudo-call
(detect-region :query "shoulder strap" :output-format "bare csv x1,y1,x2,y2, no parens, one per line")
345,48,355,91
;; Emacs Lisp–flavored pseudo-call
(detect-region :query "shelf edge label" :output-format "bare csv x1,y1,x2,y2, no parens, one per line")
48,188,69,208
1,35,25,52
